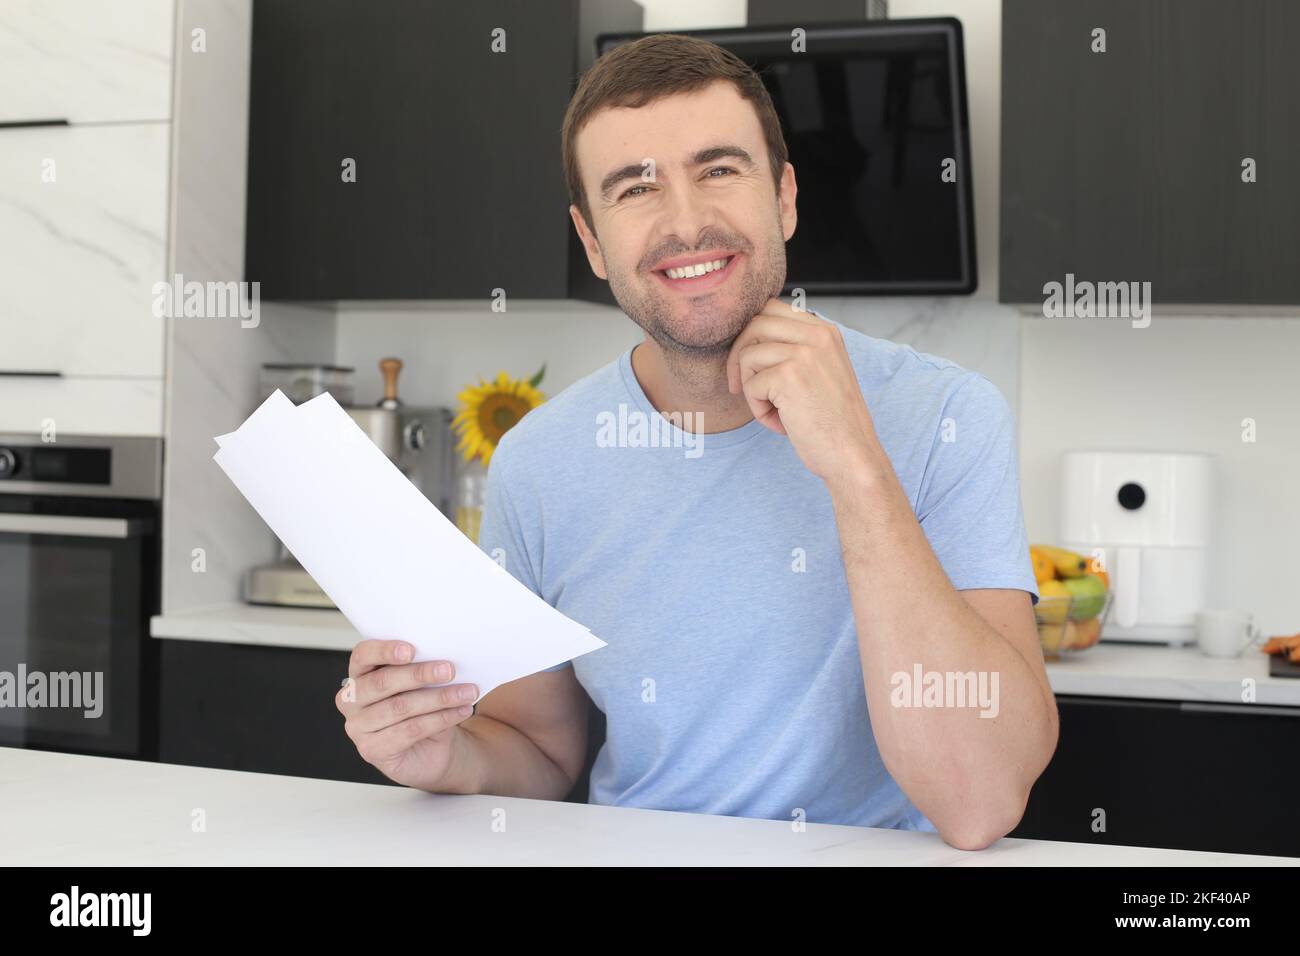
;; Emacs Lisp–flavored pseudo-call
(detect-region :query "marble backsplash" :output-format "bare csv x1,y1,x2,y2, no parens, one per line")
333,297,1023,417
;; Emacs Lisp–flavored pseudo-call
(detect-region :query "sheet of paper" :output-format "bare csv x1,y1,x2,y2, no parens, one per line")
213,390,605,701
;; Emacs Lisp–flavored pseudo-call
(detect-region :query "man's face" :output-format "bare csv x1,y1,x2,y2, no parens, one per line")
571,80,797,357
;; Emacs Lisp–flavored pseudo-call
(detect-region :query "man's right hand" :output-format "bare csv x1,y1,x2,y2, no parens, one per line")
336,639,480,791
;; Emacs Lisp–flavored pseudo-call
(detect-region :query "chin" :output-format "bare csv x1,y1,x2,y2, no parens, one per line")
660,312,748,355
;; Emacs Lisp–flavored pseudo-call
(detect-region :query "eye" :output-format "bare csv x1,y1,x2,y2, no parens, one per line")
619,184,652,200
705,167,737,179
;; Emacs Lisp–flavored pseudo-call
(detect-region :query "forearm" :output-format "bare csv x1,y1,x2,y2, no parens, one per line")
828,450,1056,846
433,715,575,802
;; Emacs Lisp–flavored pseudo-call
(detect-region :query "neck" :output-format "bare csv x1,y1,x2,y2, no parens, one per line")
630,336,755,434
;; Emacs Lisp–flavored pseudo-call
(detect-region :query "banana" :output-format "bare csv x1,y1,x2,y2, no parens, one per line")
1032,544,1089,578
1028,547,1056,585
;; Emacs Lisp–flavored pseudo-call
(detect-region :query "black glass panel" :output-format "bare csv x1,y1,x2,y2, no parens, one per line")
599,22,976,295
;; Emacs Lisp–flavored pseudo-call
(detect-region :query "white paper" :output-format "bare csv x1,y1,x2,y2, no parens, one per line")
213,390,605,701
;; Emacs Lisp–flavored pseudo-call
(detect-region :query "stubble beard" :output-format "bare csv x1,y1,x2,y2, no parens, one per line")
604,221,788,366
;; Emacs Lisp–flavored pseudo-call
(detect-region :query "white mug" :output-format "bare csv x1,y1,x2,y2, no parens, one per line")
1195,609,1263,658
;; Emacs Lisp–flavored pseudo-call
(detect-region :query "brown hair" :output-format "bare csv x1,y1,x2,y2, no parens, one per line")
561,33,788,233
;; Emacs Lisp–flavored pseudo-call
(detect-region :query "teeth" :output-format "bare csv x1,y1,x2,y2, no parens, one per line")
664,257,729,280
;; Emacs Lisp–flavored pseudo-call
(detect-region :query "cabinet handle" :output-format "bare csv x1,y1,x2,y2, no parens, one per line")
0,370,63,377
0,514,148,539
0,119,70,130
1056,695,1178,712
1180,701,1300,719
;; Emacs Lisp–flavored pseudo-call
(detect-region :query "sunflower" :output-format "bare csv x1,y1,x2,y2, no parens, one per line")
452,365,546,467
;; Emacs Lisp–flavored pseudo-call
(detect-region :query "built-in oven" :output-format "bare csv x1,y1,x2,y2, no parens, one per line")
0,433,161,759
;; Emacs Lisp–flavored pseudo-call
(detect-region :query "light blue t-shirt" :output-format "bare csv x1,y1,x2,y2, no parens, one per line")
477,317,1039,832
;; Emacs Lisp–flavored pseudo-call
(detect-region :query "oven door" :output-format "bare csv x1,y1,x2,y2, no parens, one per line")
0,504,158,757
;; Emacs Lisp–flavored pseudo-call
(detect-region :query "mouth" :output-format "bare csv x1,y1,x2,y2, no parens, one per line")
650,253,741,295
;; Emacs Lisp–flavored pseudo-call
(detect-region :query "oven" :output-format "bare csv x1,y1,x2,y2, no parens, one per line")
0,434,161,759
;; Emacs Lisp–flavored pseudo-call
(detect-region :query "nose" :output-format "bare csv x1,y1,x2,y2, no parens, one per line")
656,176,722,252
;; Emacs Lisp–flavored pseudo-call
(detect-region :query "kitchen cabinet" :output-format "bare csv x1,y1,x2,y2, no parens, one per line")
0,124,169,378
1011,695,1300,857
0,1,173,437
0,378,164,437
244,0,580,300
0,0,174,124
159,638,392,786
1000,0,1300,305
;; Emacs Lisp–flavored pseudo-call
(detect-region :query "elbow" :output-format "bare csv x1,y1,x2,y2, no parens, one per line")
938,786,1030,851
941,705,1059,850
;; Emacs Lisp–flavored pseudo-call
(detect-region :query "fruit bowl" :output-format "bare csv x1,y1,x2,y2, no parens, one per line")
1035,590,1113,659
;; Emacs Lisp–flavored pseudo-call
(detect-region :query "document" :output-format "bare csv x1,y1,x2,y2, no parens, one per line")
213,390,605,701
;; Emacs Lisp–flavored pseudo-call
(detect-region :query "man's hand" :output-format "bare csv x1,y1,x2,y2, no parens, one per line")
726,298,880,485
336,639,479,790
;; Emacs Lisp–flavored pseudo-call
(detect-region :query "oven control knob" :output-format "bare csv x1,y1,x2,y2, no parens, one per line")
0,448,16,479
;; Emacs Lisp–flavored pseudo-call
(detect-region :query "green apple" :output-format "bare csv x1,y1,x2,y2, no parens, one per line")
1063,574,1106,620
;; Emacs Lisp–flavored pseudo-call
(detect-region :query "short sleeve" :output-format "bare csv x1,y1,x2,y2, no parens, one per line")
476,451,573,672
916,374,1040,606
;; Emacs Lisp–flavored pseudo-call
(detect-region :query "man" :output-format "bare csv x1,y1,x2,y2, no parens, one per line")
337,34,1055,850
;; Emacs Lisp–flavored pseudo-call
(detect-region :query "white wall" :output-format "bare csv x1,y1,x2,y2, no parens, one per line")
638,0,745,30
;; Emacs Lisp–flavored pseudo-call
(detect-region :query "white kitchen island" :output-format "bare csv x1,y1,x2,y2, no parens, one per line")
1,747,1294,866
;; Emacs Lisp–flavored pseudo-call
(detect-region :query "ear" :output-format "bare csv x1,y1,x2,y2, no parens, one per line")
569,205,607,280
778,162,798,242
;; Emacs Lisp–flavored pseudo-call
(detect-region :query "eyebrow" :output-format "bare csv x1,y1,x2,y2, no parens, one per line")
598,145,758,201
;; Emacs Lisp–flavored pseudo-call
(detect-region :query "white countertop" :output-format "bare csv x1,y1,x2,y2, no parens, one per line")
152,604,1300,706
151,603,358,651
2,747,1293,866
1045,641,1300,706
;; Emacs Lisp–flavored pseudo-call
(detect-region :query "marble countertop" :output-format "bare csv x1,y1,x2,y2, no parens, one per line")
2,747,1294,866
151,603,358,652
1045,641,1300,706
152,604,1300,707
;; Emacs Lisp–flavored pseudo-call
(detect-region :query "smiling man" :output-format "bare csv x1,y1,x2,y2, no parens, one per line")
337,34,1055,850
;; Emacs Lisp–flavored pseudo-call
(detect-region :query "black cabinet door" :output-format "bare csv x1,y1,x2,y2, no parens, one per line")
159,638,392,785
1012,695,1300,858
246,0,577,300
1000,0,1300,305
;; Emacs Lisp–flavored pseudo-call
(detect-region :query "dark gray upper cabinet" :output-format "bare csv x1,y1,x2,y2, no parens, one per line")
1000,0,1300,306
245,0,578,300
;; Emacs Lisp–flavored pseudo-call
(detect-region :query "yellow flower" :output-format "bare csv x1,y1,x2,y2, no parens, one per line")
451,369,545,467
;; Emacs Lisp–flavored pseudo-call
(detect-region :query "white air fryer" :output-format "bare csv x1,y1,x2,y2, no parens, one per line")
1059,451,1215,645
